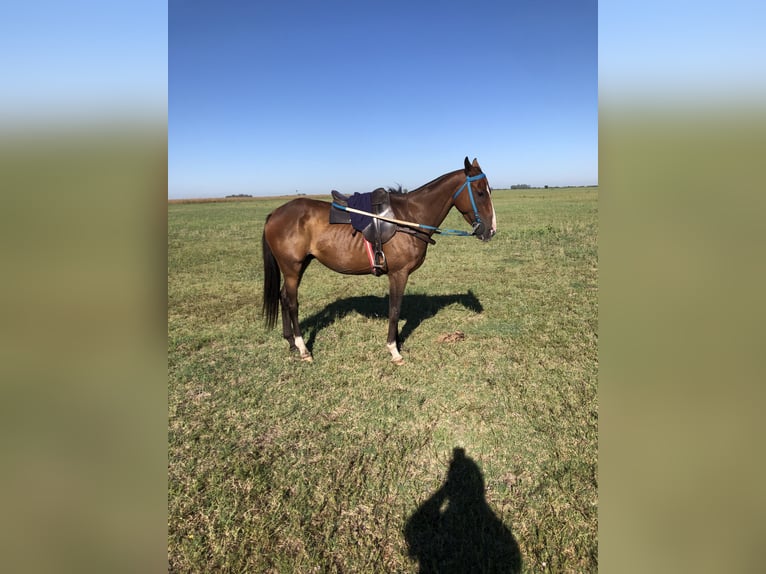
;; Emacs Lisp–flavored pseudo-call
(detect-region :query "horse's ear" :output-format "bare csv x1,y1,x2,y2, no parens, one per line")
464,156,471,174
472,157,480,168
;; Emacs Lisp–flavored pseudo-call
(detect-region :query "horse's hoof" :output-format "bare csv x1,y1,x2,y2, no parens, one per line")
392,357,405,366
301,355,313,362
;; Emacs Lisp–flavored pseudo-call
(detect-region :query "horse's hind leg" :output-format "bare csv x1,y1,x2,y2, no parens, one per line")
279,286,297,352
281,263,312,362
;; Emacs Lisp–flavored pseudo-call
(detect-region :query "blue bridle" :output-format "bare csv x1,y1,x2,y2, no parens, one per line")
453,173,487,236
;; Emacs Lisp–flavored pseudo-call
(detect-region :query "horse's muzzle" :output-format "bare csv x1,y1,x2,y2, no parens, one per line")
472,220,494,241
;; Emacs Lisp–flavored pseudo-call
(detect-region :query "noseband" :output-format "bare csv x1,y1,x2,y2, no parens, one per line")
452,173,487,236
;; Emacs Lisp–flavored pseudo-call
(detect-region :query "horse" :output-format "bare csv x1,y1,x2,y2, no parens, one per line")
261,157,497,364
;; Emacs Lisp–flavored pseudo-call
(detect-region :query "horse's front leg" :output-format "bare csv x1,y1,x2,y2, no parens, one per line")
386,271,408,365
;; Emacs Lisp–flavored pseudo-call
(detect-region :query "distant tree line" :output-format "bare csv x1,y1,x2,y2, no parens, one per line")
226,193,253,198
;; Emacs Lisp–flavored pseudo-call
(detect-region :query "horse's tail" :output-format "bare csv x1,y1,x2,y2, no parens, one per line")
262,216,281,330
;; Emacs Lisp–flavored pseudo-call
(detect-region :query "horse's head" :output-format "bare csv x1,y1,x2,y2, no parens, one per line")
453,157,497,241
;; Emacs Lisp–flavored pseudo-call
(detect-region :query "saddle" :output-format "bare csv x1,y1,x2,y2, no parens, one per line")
330,187,396,275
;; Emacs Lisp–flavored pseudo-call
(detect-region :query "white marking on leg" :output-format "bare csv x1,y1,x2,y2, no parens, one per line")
387,341,404,364
294,336,312,361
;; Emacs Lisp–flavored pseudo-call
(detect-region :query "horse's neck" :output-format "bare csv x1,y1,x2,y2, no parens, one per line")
398,171,462,229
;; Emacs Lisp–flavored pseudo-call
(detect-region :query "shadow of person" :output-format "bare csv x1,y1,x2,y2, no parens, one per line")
405,448,521,573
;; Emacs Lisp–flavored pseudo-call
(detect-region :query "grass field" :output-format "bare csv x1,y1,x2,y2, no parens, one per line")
168,188,598,572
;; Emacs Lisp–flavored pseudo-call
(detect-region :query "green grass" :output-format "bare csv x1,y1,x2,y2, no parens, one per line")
168,188,598,572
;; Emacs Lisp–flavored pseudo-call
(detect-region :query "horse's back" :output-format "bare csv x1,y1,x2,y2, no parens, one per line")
269,197,328,219
266,198,330,232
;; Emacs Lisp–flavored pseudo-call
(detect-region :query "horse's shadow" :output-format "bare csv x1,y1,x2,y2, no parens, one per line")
299,290,483,352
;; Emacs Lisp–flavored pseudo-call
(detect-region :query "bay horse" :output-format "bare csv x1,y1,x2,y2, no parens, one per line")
262,157,497,364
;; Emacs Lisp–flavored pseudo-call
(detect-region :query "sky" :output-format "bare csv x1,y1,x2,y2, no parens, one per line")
598,1,766,103
168,0,598,198
1,1,762,196
1,2,167,125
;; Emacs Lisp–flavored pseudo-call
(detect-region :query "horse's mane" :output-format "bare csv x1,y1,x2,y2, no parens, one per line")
388,169,462,196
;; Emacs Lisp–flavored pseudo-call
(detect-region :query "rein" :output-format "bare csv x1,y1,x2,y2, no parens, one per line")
331,173,486,237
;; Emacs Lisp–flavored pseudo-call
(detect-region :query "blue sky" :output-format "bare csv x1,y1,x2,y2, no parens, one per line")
1,2,166,125
599,1,766,103
169,0,598,198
